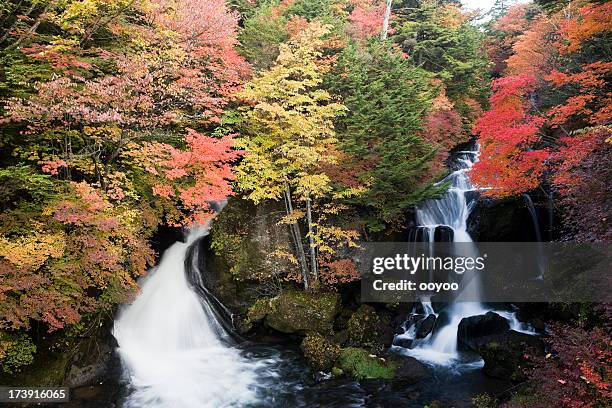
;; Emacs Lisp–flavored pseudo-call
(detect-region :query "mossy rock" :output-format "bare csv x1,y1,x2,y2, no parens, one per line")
337,347,398,380
264,290,340,335
210,197,293,282
207,197,296,311
346,305,393,353
237,297,275,333
300,334,341,372
1,348,70,387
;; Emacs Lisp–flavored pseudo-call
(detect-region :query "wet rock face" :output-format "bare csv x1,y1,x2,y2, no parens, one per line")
390,355,431,384
457,311,510,351
207,197,294,310
415,314,436,339
393,337,413,349
433,226,454,242
458,312,544,381
468,196,525,241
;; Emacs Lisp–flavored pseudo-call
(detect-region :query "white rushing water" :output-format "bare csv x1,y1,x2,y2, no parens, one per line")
397,148,535,367
402,149,486,366
113,222,267,408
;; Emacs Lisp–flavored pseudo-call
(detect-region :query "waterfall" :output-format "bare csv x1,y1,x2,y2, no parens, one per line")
113,219,267,408
523,193,546,279
399,148,487,366
395,148,535,366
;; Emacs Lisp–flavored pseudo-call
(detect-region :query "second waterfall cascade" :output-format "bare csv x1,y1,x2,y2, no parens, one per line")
394,147,530,366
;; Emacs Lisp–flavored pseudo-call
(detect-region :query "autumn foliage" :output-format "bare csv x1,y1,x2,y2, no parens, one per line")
0,0,247,372
508,309,612,408
473,0,611,241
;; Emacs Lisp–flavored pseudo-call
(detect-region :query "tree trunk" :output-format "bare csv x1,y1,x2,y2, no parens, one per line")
284,185,310,289
305,196,318,286
380,0,393,40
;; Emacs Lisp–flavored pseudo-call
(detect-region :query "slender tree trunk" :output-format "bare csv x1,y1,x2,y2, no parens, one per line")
305,196,318,286
380,0,393,40
283,184,309,289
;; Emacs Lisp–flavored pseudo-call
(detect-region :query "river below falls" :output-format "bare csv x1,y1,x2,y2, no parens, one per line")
63,340,513,408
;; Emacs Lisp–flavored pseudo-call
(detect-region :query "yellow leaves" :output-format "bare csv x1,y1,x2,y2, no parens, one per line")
330,186,367,200
0,230,66,271
294,173,332,199
278,210,305,225
84,125,122,142
236,20,347,205
56,0,137,33
314,225,361,255
270,248,298,265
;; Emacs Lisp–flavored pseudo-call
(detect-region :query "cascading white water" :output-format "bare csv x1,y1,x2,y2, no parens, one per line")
113,222,267,408
397,148,535,366
401,149,487,365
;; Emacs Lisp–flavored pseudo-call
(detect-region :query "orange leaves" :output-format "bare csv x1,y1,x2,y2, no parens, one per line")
545,62,612,127
320,259,360,286
560,2,612,54
546,62,612,89
548,94,595,126
506,15,556,77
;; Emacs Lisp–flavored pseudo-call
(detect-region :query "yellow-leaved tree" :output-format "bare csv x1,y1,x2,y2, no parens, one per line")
235,22,357,289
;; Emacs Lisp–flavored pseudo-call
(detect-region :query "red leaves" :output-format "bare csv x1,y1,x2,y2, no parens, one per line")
347,0,386,40
144,129,240,226
545,62,612,127
508,317,612,407
471,75,547,197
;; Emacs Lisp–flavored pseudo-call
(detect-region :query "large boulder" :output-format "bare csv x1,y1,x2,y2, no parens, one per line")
415,314,436,339
458,312,510,351
250,290,340,335
458,313,544,381
475,330,544,380
388,354,431,384
392,336,413,349
300,334,341,372
207,198,294,309
434,226,454,242
346,305,394,353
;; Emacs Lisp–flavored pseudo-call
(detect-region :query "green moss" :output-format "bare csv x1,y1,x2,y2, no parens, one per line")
210,197,260,280
337,347,398,380
238,297,275,332
1,346,70,387
300,334,341,372
265,290,340,335
248,298,274,322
